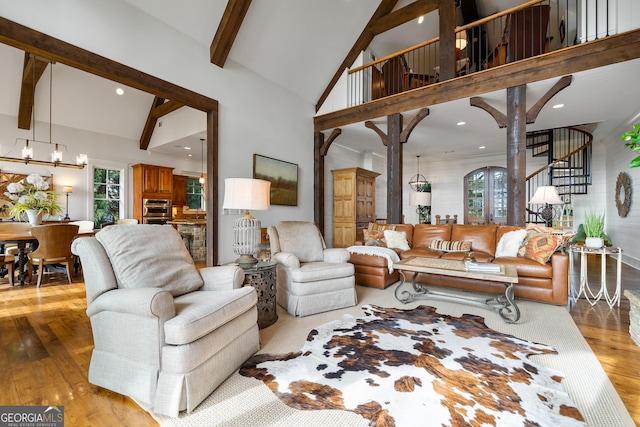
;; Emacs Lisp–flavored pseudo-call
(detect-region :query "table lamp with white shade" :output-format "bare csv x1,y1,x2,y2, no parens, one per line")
409,191,432,224
222,178,271,267
528,185,564,227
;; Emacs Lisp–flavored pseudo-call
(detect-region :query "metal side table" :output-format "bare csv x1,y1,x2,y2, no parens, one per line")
568,244,622,308
240,260,278,329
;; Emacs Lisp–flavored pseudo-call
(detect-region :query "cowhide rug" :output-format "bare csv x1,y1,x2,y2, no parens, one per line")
240,305,586,427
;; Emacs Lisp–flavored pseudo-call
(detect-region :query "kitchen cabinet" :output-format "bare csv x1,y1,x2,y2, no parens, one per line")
132,163,175,222
134,164,173,195
172,175,188,207
332,167,379,248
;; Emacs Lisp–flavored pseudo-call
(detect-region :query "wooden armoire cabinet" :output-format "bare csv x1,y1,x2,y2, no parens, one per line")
332,167,379,248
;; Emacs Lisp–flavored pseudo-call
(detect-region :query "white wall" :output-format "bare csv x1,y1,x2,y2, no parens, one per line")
1,1,316,263
603,115,640,269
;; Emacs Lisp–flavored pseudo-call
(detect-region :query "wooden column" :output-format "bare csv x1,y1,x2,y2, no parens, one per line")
506,85,527,226
206,108,218,266
314,131,325,233
438,0,456,81
387,113,403,224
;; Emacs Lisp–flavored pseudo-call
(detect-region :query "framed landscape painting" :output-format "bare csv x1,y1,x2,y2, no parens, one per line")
253,154,298,206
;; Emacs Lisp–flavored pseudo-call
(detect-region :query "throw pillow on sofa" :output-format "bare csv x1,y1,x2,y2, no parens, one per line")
518,233,563,265
495,229,527,257
364,229,387,247
429,240,472,252
383,230,410,250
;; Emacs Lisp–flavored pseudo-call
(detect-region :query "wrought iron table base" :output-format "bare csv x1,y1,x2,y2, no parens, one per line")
395,271,520,323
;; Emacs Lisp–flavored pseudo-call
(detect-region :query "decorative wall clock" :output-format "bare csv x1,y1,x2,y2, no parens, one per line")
615,172,631,218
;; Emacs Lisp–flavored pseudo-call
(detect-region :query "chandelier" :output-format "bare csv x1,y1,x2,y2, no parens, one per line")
408,155,429,191
1,56,87,169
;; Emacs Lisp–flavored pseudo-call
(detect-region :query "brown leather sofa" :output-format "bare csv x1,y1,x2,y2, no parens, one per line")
348,223,568,305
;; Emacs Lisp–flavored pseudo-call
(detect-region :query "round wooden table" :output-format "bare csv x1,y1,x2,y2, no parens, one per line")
0,231,38,286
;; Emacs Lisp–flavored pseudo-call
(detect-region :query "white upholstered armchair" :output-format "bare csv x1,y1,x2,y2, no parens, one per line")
267,221,356,317
71,224,260,417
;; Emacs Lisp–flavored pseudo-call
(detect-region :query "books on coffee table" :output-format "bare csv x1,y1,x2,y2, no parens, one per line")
464,260,502,273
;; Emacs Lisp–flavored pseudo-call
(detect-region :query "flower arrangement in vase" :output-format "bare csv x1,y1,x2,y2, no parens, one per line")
5,174,61,225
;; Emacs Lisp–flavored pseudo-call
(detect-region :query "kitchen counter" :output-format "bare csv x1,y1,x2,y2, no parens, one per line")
169,221,206,261
168,219,207,225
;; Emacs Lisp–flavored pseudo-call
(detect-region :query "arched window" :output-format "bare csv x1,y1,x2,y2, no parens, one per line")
464,166,508,225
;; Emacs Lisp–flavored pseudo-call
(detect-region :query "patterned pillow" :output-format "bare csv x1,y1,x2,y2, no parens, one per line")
429,240,472,252
368,222,396,232
364,229,387,247
518,233,563,264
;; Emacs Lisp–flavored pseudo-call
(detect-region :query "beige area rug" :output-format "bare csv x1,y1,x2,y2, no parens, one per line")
151,284,635,427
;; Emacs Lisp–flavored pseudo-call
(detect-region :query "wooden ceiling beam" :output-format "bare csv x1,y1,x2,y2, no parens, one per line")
370,0,439,35
210,0,252,67
18,52,49,130
0,17,217,113
140,98,186,149
150,99,184,119
314,29,640,131
315,0,399,112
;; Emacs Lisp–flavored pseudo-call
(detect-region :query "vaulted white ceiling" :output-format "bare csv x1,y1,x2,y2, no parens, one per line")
1,0,639,162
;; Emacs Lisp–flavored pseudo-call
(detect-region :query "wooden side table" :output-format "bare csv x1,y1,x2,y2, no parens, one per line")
568,244,622,308
241,261,278,329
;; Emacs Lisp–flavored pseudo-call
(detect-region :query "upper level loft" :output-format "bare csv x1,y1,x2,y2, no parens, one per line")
315,0,640,130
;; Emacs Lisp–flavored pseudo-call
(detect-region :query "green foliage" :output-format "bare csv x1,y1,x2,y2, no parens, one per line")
583,209,605,238
417,182,431,192
571,224,612,246
621,123,640,169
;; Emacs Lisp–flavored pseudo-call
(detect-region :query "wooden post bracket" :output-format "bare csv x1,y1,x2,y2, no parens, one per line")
470,75,573,128
365,107,430,145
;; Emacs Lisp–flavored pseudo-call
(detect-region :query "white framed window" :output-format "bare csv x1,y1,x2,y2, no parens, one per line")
93,166,122,228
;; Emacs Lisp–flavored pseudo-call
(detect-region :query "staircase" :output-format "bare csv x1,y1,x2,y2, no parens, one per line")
525,127,594,227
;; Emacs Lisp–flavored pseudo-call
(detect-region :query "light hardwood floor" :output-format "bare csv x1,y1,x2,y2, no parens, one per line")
0,257,638,426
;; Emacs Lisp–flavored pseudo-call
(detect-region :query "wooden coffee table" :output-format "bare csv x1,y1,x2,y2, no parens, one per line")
394,256,520,323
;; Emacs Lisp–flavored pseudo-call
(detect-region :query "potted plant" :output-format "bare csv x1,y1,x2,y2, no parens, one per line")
621,123,640,168
583,209,605,248
5,174,62,225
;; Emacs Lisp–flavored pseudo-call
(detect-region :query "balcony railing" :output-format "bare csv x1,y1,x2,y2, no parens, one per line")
347,0,632,107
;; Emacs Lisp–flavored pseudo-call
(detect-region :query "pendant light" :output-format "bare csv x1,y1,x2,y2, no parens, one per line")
199,138,205,184
408,155,429,191
7,56,88,169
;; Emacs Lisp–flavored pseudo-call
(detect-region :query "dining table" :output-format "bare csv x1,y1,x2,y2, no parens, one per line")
0,229,38,286
0,224,96,286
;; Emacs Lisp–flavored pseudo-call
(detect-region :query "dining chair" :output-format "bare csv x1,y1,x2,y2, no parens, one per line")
117,218,139,225
27,224,79,287
69,220,95,234
0,252,15,286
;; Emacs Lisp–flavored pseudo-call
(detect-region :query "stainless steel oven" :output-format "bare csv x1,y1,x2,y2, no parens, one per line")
142,199,172,224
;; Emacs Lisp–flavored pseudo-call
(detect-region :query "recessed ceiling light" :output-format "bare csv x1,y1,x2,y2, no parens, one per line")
418,16,424,24
457,121,466,126
184,147,191,150
553,103,564,109
115,87,124,96
188,154,193,157
479,146,486,149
